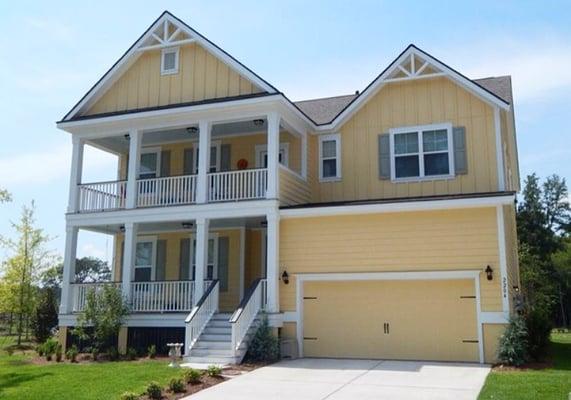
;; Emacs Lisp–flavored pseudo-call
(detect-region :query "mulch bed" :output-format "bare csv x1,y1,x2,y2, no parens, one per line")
492,361,553,371
140,376,226,400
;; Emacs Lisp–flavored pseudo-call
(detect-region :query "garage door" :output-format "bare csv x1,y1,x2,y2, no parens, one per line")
303,279,479,362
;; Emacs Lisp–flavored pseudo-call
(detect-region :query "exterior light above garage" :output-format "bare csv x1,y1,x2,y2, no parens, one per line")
485,265,494,281
281,270,289,284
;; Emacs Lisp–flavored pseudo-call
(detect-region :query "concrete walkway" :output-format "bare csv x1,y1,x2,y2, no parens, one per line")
185,358,491,399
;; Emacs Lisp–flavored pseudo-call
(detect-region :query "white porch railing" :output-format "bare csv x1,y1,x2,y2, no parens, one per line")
130,281,194,312
229,278,267,356
78,181,126,212
185,280,219,355
208,168,267,202
71,282,122,312
137,174,197,207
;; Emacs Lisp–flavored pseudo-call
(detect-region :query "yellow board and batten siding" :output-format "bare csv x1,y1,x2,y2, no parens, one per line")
85,43,264,116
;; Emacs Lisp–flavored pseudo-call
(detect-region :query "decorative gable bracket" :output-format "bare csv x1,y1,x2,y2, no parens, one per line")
385,52,446,83
138,18,196,52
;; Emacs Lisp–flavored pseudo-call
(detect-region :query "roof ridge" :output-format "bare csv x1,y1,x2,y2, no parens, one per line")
294,93,357,104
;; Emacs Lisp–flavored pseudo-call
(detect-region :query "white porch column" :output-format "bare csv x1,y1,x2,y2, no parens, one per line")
67,137,84,213
122,222,138,303
266,213,280,313
59,226,78,314
126,129,142,209
196,120,212,204
266,112,280,199
194,217,210,304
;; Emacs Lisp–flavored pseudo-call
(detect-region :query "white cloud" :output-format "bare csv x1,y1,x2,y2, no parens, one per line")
0,144,117,186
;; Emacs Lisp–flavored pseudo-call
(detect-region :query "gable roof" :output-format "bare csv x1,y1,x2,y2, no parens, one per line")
62,11,278,122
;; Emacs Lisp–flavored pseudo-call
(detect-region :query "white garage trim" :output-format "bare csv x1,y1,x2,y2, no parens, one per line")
295,270,485,363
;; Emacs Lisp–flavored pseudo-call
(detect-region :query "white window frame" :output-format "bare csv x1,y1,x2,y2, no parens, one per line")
133,236,157,281
139,147,162,179
192,140,221,174
389,123,454,182
189,233,219,281
318,133,341,182
255,143,289,168
161,47,180,75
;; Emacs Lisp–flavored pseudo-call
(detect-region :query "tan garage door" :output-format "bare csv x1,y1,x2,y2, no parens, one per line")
303,279,479,362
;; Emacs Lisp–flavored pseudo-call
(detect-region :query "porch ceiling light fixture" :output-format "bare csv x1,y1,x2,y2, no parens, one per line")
485,265,494,281
124,134,130,140
260,220,268,227
119,225,125,233
253,119,265,127
181,221,193,229
281,270,289,284
186,126,198,134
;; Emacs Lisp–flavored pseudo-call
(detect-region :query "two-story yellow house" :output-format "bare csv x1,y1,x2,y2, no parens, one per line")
57,11,520,365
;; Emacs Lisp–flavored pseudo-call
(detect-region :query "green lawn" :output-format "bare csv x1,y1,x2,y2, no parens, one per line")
478,332,571,400
0,336,183,400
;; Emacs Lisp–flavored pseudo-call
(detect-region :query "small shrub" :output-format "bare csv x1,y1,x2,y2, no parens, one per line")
147,344,157,359
6,347,14,356
91,348,99,361
183,368,202,385
168,378,185,393
43,338,59,361
119,392,139,400
145,381,162,400
525,308,552,360
246,315,279,362
66,345,79,363
206,365,222,377
55,344,63,362
126,347,138,361
37,344,44,357
108,346,119,361
498,316,529,366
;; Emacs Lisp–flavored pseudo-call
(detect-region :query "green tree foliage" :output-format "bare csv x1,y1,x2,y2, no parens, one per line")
41,257,112,290
0,187,11,203
0,203,55,345
31,287,58,343
498,316,529,366
74,284,129,353
246,315,280,362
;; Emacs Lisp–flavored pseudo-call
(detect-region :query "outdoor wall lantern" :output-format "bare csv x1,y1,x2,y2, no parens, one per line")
253,119,265,127
119,225,125,233
281,270,290,284
485,265,494,281
186,126,198,134
181,221,193,229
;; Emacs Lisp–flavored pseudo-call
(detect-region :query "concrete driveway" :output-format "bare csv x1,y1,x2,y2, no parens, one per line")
186,358,491,399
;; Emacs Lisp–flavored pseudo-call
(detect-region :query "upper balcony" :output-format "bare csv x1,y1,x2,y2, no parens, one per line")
67,111,310,216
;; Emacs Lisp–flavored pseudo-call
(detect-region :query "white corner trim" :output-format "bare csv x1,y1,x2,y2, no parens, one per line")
496,205,510,316
280,194,515,219
494,107,506,191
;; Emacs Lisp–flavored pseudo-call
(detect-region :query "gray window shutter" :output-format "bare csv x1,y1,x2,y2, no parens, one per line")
453,127,467,175
220,144,231,171
160,150,171,177
179,238,190,280
218,237,229,292
183,148,194,175
378,133,391,180
155,240,167,281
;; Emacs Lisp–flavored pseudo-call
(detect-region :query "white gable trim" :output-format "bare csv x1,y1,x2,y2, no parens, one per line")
314,45,510,132
62,11,276,121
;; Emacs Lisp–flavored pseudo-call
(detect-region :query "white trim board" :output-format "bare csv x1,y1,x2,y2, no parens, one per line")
280,194,515,219
294,270,485,363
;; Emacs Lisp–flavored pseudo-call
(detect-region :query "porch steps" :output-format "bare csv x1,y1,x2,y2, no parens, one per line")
184,312,259,365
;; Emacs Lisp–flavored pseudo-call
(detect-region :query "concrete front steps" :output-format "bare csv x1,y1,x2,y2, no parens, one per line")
184,312,259,365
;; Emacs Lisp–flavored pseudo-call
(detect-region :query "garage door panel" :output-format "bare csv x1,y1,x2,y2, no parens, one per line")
303,279,478,362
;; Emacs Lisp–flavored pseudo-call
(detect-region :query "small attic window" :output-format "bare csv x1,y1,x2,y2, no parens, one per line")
161,47,179,75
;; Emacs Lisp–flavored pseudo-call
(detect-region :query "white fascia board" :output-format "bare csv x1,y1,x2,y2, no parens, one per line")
280,194,515,219
66,199,279,228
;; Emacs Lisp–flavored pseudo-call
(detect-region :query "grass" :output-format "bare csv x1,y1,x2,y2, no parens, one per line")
0,335,184,400
478,332,571,400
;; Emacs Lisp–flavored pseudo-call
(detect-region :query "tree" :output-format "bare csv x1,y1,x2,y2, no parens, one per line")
542,175,571,235
0,202,55,345
31,287,58,343
0,187,11,203
75,284,128,353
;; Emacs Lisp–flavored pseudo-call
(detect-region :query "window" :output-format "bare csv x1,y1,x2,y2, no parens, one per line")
193,142,221,173
390,123,454,181
319,134,341,181
161,47,179,75
255,143,289,168
190,236,218,280
134,238,156,282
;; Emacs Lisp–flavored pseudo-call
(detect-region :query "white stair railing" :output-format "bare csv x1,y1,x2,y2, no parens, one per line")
130,281,194,312
78,181,126,212
185,280,219,355
137,174,197,207
71,282,122,312
229,278,267,356
207,168,267,202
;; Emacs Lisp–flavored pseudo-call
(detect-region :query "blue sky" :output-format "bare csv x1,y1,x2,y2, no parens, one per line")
1,0,570,264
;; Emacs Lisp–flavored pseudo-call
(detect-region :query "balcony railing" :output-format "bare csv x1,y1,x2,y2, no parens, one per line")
137,174,197,207
70,281,194,313
208,168,267,202
78,181,126,212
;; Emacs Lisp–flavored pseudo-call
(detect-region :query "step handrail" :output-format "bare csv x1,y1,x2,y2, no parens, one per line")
229,278,265,355
184,280,219,355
